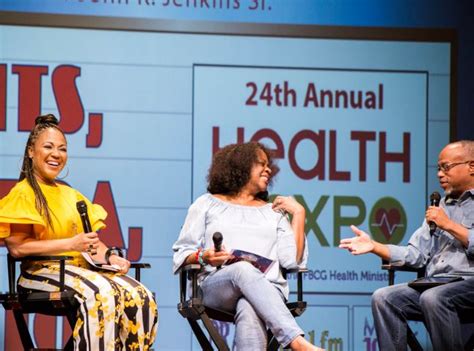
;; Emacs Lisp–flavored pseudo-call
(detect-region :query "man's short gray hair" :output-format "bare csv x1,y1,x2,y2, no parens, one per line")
450,140,474,158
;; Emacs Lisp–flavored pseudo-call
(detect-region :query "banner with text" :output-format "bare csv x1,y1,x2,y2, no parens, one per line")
193,64,427,293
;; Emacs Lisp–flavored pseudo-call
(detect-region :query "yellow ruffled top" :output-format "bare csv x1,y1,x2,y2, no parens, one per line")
0,179,107,266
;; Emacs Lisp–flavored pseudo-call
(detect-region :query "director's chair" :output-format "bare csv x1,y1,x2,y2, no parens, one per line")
0,253,150,351
177,263,307,351
381,261,474,351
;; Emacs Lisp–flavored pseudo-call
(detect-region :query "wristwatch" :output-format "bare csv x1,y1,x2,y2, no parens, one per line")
105,247,124,264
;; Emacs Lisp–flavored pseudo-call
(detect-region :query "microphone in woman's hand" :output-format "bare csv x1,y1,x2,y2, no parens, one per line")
76,200,96,255
213,232,223,269
213,232,223,252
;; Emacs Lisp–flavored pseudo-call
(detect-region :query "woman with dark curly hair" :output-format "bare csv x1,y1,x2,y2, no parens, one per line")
173,141,323,350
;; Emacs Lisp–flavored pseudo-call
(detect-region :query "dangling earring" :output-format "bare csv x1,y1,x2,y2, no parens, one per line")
58,166,69,180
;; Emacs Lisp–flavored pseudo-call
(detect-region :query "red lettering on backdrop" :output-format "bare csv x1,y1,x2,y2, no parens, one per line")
63,319,72,348
212,126,245,154
250,128,285,159
4,311,23,351
86,113,103,148
52,65,84,133
212,126,285,158
127,227,143,262
329,130,350,181
210,127,411,183
288,130,325,180
12,65,48,131
92,181,125,248
303,83,318,107
0,179,16,198
351,131,376,181
34,315,56,348
92,182,144,261
379,132,411,182
0,64,6,131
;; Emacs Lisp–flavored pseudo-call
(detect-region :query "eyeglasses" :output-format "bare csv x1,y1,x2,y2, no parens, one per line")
437,161,472,173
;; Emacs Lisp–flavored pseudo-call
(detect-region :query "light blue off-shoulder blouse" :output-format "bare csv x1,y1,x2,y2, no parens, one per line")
172,193,308,298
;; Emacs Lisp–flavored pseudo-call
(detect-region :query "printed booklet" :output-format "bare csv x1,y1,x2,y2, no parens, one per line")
81,252,120,272
225,249,275,274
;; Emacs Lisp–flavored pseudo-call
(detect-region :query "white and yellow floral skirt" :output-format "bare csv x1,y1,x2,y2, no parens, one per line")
19,263,158,351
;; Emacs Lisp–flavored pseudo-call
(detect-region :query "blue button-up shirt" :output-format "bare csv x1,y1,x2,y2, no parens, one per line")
388,189,474,277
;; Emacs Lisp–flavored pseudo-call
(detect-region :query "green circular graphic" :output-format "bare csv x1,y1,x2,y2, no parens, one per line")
369,197,407,244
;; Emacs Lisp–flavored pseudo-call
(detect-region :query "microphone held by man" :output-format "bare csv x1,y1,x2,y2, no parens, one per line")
428,191,441,235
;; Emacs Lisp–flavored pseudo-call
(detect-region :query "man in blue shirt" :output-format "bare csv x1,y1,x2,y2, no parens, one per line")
340,140,474,351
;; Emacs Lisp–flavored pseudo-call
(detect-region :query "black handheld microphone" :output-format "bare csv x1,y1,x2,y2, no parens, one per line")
428,191,441,235
213,232,223,269
76,200,96,255
213,232,223,252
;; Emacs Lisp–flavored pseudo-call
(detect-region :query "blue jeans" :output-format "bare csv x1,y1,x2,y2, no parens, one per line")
200,261,304,350
372,278,474,351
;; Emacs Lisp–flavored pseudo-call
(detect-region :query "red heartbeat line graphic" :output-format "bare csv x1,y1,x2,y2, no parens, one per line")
372,211,405,236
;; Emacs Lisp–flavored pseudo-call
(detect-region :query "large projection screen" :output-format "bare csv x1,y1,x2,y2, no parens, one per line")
0,15,454,350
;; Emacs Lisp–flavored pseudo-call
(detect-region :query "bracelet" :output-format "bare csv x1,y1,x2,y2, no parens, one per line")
194,248,201,263
198,249,208,266
105,247,124,265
